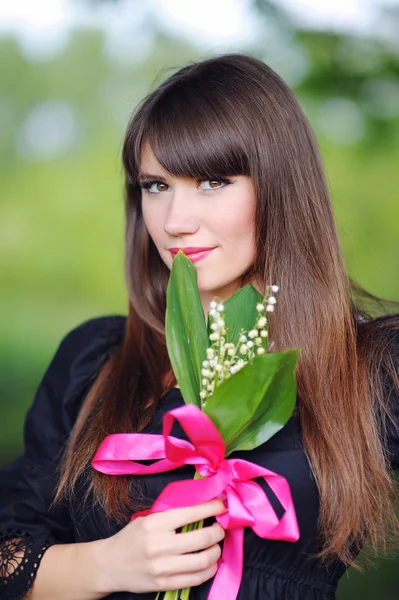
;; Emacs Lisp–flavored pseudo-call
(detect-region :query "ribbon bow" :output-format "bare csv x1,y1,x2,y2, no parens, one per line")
92,404,299,600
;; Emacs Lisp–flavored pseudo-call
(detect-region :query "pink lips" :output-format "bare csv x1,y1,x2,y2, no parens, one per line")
169,247,215,264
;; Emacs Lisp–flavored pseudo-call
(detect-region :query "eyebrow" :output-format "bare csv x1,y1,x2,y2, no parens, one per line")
138,173,168,182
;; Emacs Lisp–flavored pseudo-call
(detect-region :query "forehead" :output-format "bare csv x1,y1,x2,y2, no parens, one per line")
135,124,251,181
139,141,197,181
139,141,163,172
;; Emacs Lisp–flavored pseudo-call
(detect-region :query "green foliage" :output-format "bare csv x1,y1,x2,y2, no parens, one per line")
165,251,298,454
204,349,298,454
217,285,263,346
165,251,208,406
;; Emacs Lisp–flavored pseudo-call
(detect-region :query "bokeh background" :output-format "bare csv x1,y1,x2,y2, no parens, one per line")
1,0,398,597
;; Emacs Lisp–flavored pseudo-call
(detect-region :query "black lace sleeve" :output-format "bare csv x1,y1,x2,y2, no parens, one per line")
0,315,126,599
0,531,55,599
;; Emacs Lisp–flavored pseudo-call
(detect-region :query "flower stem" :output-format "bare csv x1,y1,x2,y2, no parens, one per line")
178,471,205,599
158,472,206,600
160,591,180,600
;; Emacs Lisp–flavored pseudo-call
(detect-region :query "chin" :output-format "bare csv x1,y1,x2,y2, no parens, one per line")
196,274,220,290
197,279,234,296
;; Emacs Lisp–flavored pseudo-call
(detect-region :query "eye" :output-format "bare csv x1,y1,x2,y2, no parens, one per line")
200,178,231,191
140,181,169,194
139,177,232,195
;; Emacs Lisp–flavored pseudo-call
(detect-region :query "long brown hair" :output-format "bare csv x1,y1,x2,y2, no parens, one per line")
55,53,399,567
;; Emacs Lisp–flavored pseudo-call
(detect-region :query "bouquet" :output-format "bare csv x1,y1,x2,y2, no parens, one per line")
92,251,300,600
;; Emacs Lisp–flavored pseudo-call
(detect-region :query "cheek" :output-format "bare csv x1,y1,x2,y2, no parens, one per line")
142,204,161,243
214,199,255,245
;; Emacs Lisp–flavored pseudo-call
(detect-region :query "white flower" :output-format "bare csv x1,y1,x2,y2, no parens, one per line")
210,323,218,331
260,330,268,338
256,303,264,312
201,368,211,377
230,365,238,374
209,332,220,341
240,344,248,354
215,363,223,372
217,304,224,312
255,337,262,345
248,330,258,339
257,317,267,328
266,305,274,312
267,296,277,305
199,390,207,399
247,341,254,348
227,348,235,356
210,300,217,309
206,348,215,359
209,309,217,318
271,285,279,292
202,360,209,367
239,335,247,343
257,347,265,355
202,378,208,385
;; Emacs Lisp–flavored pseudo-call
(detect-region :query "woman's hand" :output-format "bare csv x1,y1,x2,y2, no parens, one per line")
101,498,227,594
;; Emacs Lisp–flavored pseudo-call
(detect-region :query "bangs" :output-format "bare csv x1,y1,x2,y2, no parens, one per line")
131,83,251,180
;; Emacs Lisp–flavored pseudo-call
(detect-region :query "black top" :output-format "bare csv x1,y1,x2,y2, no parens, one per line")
0,316,398,600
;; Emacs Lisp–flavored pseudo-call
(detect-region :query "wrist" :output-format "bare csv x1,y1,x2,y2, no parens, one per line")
78,537,115,597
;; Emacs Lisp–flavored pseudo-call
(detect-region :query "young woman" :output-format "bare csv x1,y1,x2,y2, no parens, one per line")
1,53,398,600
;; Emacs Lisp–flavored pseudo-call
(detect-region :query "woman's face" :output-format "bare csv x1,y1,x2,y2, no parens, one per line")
139,141,258,313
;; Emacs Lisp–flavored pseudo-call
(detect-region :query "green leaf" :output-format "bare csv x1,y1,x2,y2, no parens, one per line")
225,350,299,453
165,251,208,407
208,284,263,346
203,349,298,454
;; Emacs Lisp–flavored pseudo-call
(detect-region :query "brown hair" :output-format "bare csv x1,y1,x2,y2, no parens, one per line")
54,53,399,567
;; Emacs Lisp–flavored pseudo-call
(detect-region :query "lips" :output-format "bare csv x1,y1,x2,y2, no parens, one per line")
169,247,216,264
169,247,215,255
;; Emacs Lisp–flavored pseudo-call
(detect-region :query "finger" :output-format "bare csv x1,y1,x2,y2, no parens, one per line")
157,562,219,592
153,544,221,582
153,499,226,531
174,522,225,555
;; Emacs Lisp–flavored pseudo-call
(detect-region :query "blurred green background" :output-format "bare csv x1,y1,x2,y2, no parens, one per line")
0,0,398,597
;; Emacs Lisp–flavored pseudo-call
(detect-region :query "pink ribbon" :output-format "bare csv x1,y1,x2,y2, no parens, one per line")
92,404,299,600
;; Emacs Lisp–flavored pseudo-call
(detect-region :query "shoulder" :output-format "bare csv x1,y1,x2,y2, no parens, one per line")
357,312,399,364
51,315,127,373
361,313,399,468
24,315,127,455
43,315,126,396
357,311,399,411
55,314,127,355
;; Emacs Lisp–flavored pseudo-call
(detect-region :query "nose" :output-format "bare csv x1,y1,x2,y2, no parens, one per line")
163,187,200,236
